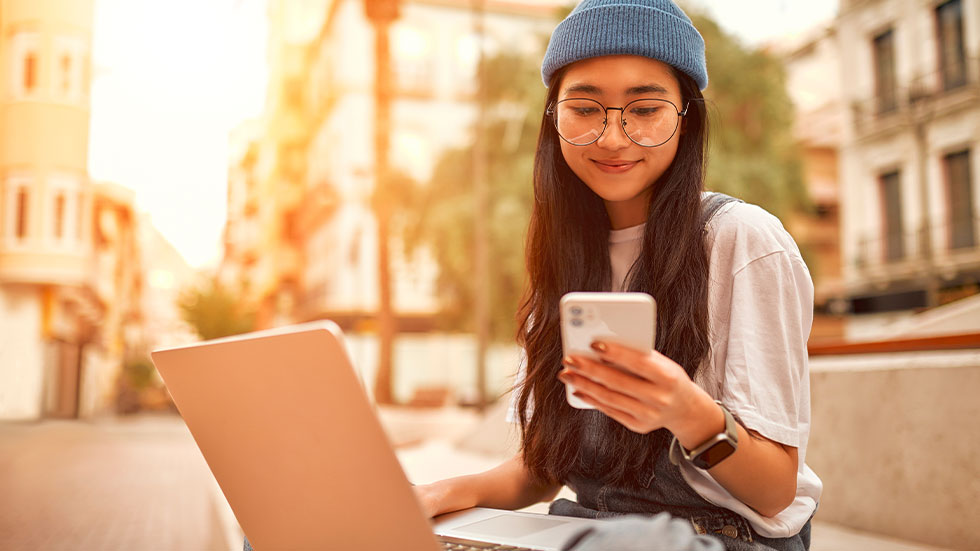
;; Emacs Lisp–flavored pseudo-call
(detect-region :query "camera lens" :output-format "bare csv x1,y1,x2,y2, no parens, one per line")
570,306,583,316
571,318,583,327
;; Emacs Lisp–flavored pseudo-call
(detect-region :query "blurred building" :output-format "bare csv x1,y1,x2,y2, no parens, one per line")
88,181,144,411
780,24,847,341
221,0,563,331
837,0,980,336
0,0,144,420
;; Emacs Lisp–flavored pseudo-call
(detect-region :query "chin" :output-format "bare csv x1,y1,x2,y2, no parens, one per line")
585,182,650,203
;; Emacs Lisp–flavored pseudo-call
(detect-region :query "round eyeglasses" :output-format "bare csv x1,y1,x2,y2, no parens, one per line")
547,98,689,148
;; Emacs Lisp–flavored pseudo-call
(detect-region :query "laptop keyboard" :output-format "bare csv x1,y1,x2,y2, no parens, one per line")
438,535,538,550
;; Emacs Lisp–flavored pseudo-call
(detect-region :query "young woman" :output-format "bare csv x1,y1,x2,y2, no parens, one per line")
414,1,821,549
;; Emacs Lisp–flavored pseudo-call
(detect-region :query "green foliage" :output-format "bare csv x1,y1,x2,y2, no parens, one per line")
405,10,807,341
402,50,546,341
122,357,157,390
692,13,809,218
177,279,255,341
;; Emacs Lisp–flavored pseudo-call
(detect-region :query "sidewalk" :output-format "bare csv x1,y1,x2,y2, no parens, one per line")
0,415,228,551
0,412,949,551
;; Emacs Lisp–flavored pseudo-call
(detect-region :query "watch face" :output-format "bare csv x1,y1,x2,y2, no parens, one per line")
693,440,736,470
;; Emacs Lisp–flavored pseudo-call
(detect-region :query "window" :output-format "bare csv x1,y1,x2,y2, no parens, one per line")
24,53,37,92
4,176,32,245
77,192,85,243
60,55,72,95
53,36,86,102
872,29,897,114
16,188,29,239
48,175,81,246
880,171,904,261
945,150,975,250
54,193,66,239
936,0,967,91
10,33,41,99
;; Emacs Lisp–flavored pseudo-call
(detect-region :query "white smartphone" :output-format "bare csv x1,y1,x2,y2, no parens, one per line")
559,292,657,409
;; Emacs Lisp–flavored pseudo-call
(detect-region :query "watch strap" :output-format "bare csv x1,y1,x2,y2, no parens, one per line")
669,401,739,468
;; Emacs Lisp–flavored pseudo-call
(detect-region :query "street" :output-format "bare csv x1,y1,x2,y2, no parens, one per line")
0,413,948,551
0,416,227,551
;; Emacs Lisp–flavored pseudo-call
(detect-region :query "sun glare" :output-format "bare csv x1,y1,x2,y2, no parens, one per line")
89,0,268,269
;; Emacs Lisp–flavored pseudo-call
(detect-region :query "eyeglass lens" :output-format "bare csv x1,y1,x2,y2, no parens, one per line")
553,98,681,147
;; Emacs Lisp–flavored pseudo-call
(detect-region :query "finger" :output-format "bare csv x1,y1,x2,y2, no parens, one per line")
564,355,649,397
590,340,673,383
560,369,650,417
572,390,654,434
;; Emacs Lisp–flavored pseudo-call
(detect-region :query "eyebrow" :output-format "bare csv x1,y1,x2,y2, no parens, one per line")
563,83,603,96
562,83,671,97
625,84,670,96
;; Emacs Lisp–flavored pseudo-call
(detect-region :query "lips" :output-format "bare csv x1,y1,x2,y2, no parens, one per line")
592,159,640,173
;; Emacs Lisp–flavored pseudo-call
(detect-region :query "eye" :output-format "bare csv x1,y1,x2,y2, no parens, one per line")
559,99,603,118
629,106,662,117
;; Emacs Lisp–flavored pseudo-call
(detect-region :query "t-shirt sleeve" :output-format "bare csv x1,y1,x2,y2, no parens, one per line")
721,250,813,447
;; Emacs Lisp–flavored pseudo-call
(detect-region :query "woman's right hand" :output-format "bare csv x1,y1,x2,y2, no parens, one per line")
411,455,554,519
413,480,464,519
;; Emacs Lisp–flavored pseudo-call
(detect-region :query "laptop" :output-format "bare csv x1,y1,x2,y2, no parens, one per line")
151,320,600,550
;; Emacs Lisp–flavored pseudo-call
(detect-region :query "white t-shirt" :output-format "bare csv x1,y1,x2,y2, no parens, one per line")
509,198,822,538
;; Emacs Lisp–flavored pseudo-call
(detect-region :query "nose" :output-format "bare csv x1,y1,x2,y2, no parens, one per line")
596,108,631,150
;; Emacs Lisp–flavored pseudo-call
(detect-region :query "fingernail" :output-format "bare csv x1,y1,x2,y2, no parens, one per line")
563,355,576,366
591,341,607,352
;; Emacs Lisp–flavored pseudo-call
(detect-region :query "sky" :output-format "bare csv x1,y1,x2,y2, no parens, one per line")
690,0,839,47
88,0,838,270
88,0,268,269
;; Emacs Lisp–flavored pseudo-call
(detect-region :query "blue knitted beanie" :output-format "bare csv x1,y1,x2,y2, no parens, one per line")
541,0,708,90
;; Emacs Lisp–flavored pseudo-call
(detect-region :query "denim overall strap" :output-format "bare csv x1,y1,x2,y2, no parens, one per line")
548,412,810,551
700,192,744,233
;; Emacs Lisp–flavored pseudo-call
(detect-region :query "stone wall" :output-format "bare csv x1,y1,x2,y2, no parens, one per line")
808,350,980,550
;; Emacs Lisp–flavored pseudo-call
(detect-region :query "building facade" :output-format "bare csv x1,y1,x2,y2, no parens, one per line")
222,0,563,330
0,0,144,419
837,0,980,334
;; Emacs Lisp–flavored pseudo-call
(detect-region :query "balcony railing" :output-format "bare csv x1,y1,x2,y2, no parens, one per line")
850,55,980,136
854,215,980,271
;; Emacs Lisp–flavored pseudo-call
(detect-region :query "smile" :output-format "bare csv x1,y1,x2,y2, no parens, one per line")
592,159,640,173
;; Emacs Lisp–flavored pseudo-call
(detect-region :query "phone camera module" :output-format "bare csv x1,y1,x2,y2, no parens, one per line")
570,306,583,316
571,318,584,327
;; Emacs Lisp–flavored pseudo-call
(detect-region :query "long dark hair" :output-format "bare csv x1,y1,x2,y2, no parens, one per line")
515,66,711,487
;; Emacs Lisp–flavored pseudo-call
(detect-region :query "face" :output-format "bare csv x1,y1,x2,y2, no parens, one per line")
555,55,684,227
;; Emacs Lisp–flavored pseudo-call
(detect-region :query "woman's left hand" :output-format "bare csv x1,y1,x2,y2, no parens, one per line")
558,341,707,436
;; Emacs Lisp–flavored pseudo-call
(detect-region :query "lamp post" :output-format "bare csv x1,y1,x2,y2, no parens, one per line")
472,0,489,410
365,0,399,404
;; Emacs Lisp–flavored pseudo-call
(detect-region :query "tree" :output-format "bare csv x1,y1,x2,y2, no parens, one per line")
404,49,545,342
177,279,255,341
407,10,807,343
693,13,809,219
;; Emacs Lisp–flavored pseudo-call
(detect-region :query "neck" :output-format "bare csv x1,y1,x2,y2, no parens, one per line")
604,194,651,230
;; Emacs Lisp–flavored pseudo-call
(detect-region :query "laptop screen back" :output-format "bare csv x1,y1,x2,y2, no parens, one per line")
152,321,440,551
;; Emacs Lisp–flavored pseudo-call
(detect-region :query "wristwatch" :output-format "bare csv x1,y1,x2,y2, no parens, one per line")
669,401,739,470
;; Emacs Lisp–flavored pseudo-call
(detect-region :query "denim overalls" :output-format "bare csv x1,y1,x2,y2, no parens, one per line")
547,411,811,551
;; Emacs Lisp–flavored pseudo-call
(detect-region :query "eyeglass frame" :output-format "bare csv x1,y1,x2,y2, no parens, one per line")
546,97,691,148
